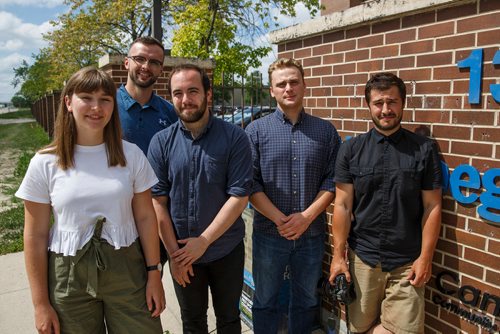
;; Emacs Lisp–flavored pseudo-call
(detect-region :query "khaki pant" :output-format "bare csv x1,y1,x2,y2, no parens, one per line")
48,217,162,334
348,250,424,334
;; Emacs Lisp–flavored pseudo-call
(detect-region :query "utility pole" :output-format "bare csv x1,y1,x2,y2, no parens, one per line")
152,0,162,42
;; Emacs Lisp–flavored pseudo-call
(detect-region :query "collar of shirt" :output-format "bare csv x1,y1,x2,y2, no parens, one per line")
118,84,161,113
179,113,214,140
372,126,404,144
273,107,306,125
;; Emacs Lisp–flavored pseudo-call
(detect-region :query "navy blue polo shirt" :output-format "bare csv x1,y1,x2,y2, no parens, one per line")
245,109,341,238
147,116,253,263
334,127,442,271
117,85,177,154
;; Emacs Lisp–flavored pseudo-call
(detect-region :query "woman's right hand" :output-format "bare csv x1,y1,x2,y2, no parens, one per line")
34,303,60,334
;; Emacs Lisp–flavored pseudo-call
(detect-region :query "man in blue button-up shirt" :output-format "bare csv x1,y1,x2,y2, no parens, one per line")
246,58,341,334
148,64,252,333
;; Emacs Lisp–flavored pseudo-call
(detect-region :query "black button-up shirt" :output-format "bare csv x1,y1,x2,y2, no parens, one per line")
246,109,341,237
148,116,253,263
334,128,442,271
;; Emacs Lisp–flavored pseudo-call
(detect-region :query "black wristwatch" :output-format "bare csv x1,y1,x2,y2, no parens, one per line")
146,262,162,272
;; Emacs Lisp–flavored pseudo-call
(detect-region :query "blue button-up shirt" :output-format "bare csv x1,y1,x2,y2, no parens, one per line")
117,85,177,155
246,109,341,237
147,116,253,263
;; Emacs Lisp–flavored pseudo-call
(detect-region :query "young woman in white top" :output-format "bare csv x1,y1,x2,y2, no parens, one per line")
16,66,165,334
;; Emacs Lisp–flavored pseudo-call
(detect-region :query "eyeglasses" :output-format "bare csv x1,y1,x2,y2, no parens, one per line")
127,56,163,70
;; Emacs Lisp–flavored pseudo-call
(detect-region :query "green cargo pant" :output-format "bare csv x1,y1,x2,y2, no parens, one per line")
48,217,162,334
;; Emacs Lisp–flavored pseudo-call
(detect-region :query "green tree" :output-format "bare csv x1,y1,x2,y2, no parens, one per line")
12,49,57,103
11,94,31,108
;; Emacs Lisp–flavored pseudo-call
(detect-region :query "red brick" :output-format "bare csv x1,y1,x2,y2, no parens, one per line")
407,96,423,108
323,53,344,65
311,87,331,97
316,98,327,108
399,68,432,81
294,48,311,59
468,218,498,239
401,40,434,55
326,98,337,108
304,35,323,47
344,73,368,85
480,0,500,12
323,30,344,43
435,139,450,153
332,109,355,119
386,28,416,44
285,40,302,51
385,56,415,69
372,45,399,58
343,120,369,132
445,228,486,250
420,21,455,40
338,97,349,108
312,44,332,56
473,127,500,143
437,2,477,21
452,111,495,126
436,238,462,256
443,96,463,109
450,141,493,157
455,201,479,217
312,66,333,76
440,308,483,334
422,96,442,109
356,109,371,120
372,18,401,34
346,25,370,39
358,34,384,49
417,52,453,67
497,146,500,159
433,125,471,140
311,108,331,118
471,158,500,172
322,76,342,86
434,66,468,80
334,39,356,52
333,63,355,74
451,79,470,95
402,11,436,28
349,97,364,108
441,212,466,229
485,270,500,289
424,313,457,334
278,51,294,59
488,239,500,254
332,85,355,97
305,77,320,87
457,12,500,33
303,56,322,67
278,43,286,53
357,59,384,72
443,255,484,279
416,81,451,95
436,34,476,51
345,49,370,62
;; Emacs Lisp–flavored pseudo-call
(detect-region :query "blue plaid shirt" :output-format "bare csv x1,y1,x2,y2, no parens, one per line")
246,109,341,237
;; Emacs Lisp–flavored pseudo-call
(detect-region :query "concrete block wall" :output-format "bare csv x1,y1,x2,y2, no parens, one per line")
270,0,499,332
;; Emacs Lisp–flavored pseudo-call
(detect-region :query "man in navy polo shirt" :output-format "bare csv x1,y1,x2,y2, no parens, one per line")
117,36,177,155
117,36,178,271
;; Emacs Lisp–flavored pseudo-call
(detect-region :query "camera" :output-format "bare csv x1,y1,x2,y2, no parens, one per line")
318,274,356,305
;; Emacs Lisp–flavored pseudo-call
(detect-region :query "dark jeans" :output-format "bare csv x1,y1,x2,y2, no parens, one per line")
172,241,244,334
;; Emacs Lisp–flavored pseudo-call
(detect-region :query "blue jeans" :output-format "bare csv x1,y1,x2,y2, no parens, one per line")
252,231,324,334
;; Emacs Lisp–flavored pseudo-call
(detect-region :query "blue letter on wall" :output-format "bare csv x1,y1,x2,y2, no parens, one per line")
478,168,500,224
457,49,483,104
450,165,481,204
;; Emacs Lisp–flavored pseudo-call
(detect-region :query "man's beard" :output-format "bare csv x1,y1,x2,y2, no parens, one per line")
177,96,207,123
130,70,158,88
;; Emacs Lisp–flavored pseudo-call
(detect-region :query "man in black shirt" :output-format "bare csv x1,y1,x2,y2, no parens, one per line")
329,72,442,334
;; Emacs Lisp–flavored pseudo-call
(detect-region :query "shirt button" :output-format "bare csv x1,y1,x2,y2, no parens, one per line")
292,140,296,144
293,157,297,160
293,174,297,177
293,191,297,195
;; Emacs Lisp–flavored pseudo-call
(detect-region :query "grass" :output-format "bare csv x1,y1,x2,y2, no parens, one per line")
0,108,33,119
0,109,50,255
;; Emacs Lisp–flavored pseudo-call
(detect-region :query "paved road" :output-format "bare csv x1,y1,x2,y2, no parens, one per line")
0,118,35,125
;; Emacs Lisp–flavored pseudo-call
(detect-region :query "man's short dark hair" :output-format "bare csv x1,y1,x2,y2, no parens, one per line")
168,64,211,95
365,72,406,105
129,36,165,55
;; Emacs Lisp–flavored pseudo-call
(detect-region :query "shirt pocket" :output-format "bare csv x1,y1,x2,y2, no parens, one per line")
399,168,422,194
350,167,374,194
204,155,226,184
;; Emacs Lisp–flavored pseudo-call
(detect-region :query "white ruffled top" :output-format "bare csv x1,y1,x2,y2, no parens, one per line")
16,141,158,256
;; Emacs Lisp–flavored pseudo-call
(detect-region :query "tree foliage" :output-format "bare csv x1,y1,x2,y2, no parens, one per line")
13,0,321,100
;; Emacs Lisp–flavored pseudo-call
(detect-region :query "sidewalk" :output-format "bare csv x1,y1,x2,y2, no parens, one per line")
0,251,252,334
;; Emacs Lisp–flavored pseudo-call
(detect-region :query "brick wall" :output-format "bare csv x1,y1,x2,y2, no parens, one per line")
272,0,499,332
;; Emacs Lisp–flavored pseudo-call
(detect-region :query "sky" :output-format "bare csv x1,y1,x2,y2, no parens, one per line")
0,0,315,103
